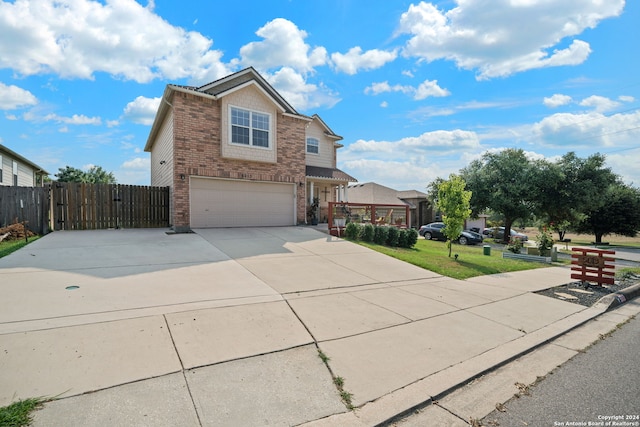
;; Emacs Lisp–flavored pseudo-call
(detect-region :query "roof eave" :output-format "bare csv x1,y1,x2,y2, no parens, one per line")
0,144,49,175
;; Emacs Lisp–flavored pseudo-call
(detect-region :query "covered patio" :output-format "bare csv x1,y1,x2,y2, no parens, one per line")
305,166,358,224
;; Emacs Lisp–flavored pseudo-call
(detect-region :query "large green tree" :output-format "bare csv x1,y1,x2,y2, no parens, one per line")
461,148,535,243
572,182,640,243
55,165,117,184
531,152,618,240
437,174,472,257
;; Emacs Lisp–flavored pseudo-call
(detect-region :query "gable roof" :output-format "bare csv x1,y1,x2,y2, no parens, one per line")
0,144,49,175
347,182,408,205
397,189,428,199
144,67,310,152
347,182,428,208
311,114,343,143
306,166,357,183
198,67,300,115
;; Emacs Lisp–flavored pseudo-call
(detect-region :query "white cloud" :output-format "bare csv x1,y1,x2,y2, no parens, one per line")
122,157,149,170
606,149,640,186
40,113,102,125
339,129,481,189
365,79,450,100
331,47,397,75
236,19,342,111
344,129,480,162
532,110,640,148
123,96,161,125
397,0,623,79
238,18,327,73
619,95,635,103
264,67,340,111
380,101,388,108
365,81,412,96
579,95,621,113
0,82,38,110
0,0,230,83
414,79,450,100
342,159,438,190
544,94,572,108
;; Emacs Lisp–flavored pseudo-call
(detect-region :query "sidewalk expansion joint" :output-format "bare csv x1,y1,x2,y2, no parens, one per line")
162,314,203,427
433,401,473,425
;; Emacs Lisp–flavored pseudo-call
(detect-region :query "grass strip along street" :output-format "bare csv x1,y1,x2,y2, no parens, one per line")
359,238,549,280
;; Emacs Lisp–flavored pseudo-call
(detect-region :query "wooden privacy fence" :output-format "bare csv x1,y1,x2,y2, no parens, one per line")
0,186,49,235
52,183,170,230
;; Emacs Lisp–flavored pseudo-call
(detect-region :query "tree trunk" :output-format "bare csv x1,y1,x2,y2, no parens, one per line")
503,218,513,244
594,232,603,243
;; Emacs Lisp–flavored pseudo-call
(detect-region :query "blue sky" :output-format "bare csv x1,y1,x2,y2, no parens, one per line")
1,0,639,190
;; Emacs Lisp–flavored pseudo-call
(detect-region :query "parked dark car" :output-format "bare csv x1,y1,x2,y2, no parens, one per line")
482,227,528,241
419,222,484,245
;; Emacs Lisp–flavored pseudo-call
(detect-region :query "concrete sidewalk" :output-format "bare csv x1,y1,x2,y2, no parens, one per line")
0,227,637,426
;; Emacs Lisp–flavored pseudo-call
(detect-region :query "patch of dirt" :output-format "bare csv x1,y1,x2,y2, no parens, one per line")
535,274,640,306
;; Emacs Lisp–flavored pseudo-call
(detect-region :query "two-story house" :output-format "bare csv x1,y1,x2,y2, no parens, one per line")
0,144,49,187
144,67,356,232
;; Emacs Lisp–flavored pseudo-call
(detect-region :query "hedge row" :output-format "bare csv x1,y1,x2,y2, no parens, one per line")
343,223,419,248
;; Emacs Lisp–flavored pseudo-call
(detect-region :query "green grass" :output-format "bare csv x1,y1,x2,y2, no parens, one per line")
0,236,40,259
359,239,548,280
0,398,43,427
617,267,640,279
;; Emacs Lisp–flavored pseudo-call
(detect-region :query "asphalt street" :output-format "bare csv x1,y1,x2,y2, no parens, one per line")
482,314,640,427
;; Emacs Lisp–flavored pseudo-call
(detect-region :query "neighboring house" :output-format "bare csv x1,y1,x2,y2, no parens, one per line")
144,67,357,231
347,182,432,228
0,144,49,187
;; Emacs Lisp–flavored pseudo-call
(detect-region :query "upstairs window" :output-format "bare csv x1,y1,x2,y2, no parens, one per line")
12,160,18,186
230,106,271,148
306,137,319,154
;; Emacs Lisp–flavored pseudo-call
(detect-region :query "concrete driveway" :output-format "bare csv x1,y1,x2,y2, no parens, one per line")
0,227,606,426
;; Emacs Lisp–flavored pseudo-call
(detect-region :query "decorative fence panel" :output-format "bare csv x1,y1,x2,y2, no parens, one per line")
51,183,170,231
570,247,616,286
0,185,50,235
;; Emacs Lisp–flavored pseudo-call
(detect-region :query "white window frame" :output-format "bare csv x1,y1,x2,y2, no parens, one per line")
306,137,319,154
12,160,18,186
229,105,272,150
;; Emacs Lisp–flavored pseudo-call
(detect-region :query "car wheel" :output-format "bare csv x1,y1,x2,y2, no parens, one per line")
458,236,468,245
424,232,432,240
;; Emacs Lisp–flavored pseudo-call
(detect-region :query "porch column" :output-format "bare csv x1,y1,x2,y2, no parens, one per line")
309,181,314,204
343,184,348,202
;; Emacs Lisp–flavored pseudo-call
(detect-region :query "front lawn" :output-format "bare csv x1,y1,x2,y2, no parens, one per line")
0,236,40,259
359,238,548,280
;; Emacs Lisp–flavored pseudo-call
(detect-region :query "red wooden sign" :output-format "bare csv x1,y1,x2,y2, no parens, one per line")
570,247,616,286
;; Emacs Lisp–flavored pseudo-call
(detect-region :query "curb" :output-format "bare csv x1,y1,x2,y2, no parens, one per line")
594,282,640,311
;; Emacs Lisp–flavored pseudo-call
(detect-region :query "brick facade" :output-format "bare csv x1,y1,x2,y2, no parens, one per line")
169,90,307,230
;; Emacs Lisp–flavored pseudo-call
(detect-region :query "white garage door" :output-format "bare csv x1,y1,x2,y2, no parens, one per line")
190,178,295,228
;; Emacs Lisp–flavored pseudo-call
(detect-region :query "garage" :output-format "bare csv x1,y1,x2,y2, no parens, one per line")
190,178,296,228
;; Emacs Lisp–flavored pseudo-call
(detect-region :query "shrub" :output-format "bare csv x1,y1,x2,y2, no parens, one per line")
536,226,554,253
344,222,361,240
397,229,408,248
374,226,389,245
362,223,375,242
506,237,523,253
405,228,419,248
386,226,400,247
